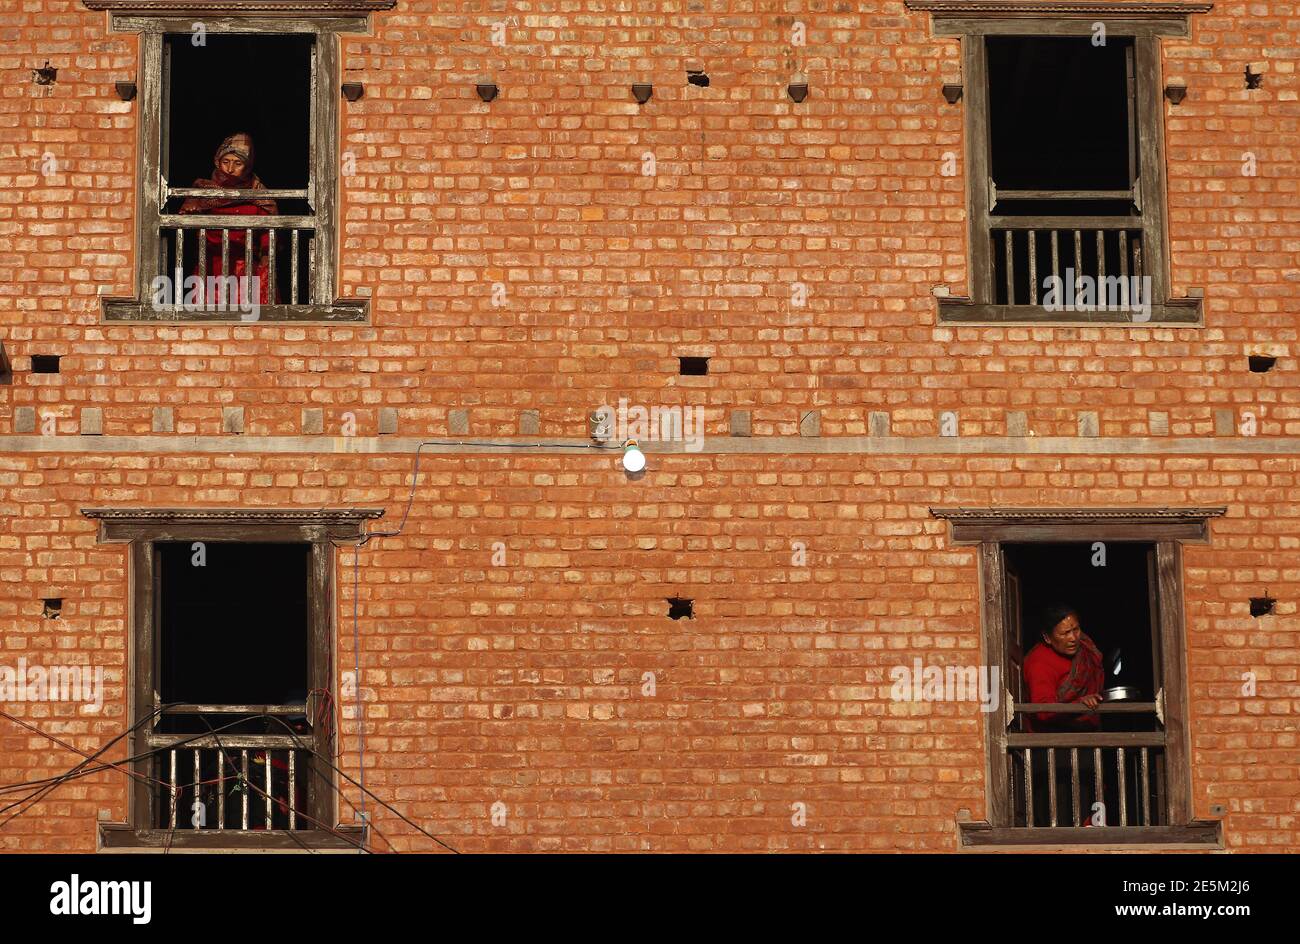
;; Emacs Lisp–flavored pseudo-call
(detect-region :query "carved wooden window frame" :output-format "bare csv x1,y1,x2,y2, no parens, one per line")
908,2,1213,325
84,2,390,322
932,506,1225,849
83,507,382,851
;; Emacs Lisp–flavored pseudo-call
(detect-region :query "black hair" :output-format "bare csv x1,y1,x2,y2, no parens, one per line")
1040,602,1079,638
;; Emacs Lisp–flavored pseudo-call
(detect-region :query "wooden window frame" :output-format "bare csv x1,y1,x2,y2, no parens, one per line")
91,8,379,323
931,506,1225,849
908,2,1211,325
83,507,382,852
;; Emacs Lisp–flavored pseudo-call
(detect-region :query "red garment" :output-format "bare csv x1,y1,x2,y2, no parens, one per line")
1023,642,1102,732
193,203,272,305
178,133,278,306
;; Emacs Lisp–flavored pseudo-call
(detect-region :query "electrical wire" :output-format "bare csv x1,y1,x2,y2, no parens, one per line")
0,715,268,797
359,438,622,547
260,713,459,853
0,704,173,826
196,714,321,855
0,706,374,853
6,432,539,848
327,439,523,853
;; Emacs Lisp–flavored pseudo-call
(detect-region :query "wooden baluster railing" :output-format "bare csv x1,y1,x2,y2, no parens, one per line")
291,229,300,304
198,228,207,288
193,749,201,828
217,748,225,830
241,749,249,830
1070,747,1080,826
264,750,273,828
1140,748,1151,826
288,750,297,830
1093,747,1104,822
244,227,253,305
1024,748,1033,826
1004,230,1015,304
1028,230,1038,304
220,229,230,307
1047,747,1057,826
267,230,277,304
1073,230,1082,285
172,228,183,314
1050,230,1060,287
1117,747,1128,826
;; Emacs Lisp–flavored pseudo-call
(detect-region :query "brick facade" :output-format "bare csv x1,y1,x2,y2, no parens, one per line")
0,1,1296,852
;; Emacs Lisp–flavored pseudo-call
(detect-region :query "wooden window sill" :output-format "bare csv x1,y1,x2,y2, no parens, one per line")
99,823,368,852
937,298,1202,325
958,821,1222,850
101,298,368,323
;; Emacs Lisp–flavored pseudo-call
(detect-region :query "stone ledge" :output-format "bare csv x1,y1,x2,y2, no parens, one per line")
2,435,1299,457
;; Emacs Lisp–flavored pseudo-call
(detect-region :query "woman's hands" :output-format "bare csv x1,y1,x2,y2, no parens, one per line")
1080,693,1103,710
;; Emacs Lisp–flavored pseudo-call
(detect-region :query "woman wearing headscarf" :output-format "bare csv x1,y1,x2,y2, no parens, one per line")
1023,604,1105,733
179,133,277,305
1023,603,1107,825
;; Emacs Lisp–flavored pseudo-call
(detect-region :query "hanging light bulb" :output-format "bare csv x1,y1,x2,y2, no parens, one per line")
622,439,645,473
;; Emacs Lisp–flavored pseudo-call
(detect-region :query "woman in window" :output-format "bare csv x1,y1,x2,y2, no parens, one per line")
179,133,277,306
1023,604,1104,732
1023,603,1105,825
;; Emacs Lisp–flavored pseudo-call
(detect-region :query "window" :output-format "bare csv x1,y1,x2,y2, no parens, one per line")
909,2,1209,324
83,508,381,851
95,8,372,322
932,506,1225,848
1003,542,1163,829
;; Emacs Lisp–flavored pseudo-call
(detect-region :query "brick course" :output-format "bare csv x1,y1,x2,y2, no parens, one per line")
0,451,1295,852
0,1,1297,852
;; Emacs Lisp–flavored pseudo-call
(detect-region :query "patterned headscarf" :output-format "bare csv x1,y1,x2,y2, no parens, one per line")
179,132,276,215
213,132,255,183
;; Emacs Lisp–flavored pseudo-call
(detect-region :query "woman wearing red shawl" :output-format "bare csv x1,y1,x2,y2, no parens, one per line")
1023,604,1105,732
1023,604,1106,825
179,133,277,306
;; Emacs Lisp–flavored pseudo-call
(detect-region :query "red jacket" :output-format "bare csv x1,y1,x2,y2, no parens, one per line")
1022,643,1101,732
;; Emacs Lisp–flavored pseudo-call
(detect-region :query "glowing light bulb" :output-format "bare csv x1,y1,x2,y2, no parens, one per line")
622,439,645,473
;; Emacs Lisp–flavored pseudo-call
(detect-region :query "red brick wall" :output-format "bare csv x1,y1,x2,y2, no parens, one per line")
0,3,1296,438
0,453,1295,851
0,2,1297,852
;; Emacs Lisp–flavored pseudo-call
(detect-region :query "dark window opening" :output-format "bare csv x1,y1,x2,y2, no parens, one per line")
982,37,1153,311
1005,542,1157,722
153,541,312,831
667,597,694,620
157,541,309,711
1003,542,1165,828
31,355,60,374
987,37,1136,194
678,356,709,376
947,25,1179,321
161,34,315,306
165,34,311,197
